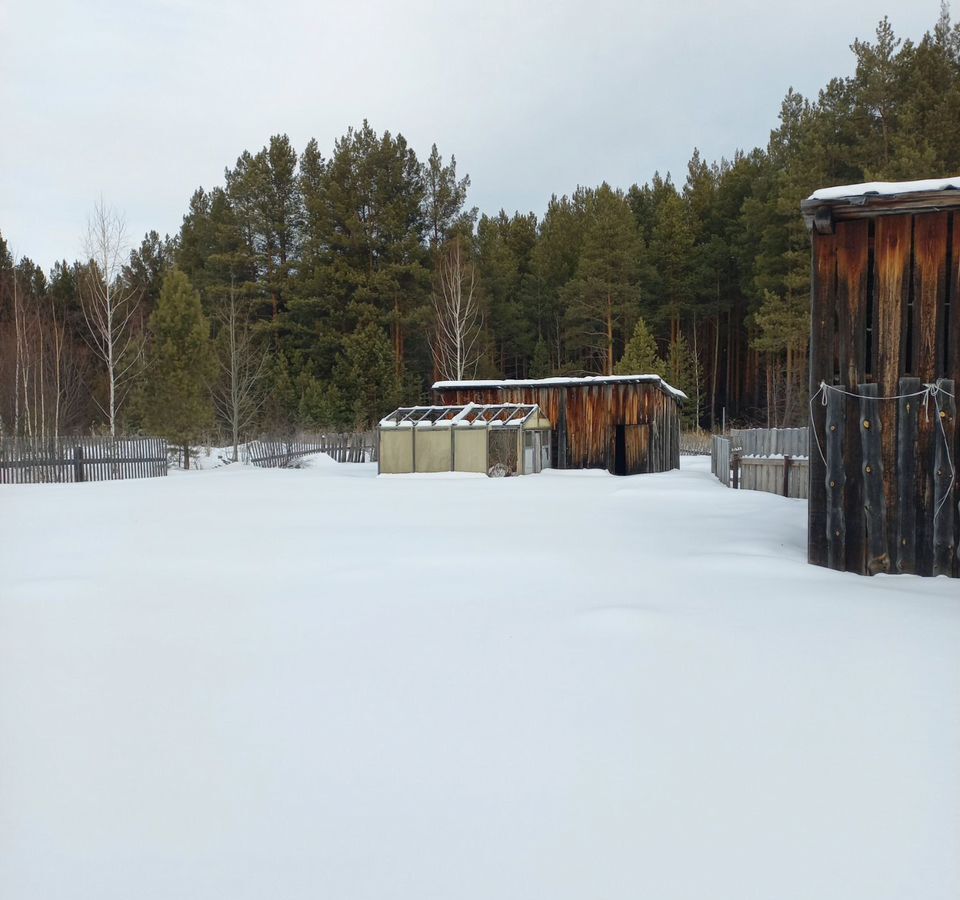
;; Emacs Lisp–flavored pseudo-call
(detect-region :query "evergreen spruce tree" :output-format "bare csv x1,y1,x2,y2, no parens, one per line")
142,269,216,468
333,322,401,429
665,333,703,429
530,337,552,377
259,351,299,433
614,318,664,375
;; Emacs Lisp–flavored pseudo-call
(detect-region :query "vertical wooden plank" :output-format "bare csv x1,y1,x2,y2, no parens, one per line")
948,215,960,576
912,214,948,575
860,384,889,575
874,215,912,388
896,378,921,574
874,215,912,567
916,385,937,577
912,212,948,380
808,230,837,567
933,380,956,576
825,386,846,571
836,220,869,574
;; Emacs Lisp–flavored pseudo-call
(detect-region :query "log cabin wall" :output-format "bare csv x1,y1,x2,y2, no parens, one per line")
433,379,681,475
803,189,960,578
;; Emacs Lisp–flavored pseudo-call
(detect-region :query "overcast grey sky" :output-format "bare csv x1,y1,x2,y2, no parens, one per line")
0,0,942,269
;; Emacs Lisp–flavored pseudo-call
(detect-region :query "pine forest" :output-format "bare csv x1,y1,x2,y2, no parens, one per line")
3,13,960,441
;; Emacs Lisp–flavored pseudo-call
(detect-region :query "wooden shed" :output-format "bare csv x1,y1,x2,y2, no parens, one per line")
433,375,685,476
802,177,959,578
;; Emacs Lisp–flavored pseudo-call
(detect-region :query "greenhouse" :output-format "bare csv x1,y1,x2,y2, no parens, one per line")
377,404,552,476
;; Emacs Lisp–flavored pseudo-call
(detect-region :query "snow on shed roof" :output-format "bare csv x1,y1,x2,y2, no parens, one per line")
433,374,687,403
379,403,544,428
802,176,960,232
807,177,960,202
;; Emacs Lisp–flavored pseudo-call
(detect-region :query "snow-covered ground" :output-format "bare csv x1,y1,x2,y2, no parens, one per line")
1,456,957,900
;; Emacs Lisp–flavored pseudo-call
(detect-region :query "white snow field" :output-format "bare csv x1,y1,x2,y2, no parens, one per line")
1,456,958,900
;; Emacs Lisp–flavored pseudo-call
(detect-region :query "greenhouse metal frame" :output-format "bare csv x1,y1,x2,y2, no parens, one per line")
377,403,552,476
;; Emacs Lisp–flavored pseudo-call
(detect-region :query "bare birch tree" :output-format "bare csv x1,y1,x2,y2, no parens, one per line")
431,236,482,382
12,260,23,435
211,285,270,461
0,255,87,439
80,199,143,435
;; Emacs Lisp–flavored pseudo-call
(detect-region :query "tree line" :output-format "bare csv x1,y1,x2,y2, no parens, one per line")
3,11,960,451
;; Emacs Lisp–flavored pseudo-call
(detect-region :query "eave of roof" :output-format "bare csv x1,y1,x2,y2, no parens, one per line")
432,374,687,404
801,177,960,233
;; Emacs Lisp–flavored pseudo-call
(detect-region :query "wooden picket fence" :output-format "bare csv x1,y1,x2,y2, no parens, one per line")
710,429,809,499
739,456,809,499
244,432,376,468
710,435,733,486
0,436,168,484
729,427,808,457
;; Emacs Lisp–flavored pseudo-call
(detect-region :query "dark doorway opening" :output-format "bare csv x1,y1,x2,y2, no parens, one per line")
612,424,627,476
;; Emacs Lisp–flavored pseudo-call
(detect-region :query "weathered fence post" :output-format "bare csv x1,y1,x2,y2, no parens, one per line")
731,452,740,490
73,445,85,483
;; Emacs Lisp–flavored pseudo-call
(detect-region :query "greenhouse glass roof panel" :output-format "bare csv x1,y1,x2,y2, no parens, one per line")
379,403,542,428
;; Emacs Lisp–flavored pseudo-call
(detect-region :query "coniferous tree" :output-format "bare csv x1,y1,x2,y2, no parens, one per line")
10,10,960,439
141,269,215,467
562,185,642,375
648,187,695,344
476,211,539,376
424,144,473,248
529,337,552,377
531,191,588,372
665,333,703,428
121,231,176,323
224,135,302,319
333,320,402,429
312,122,430,378
615,319,664,375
